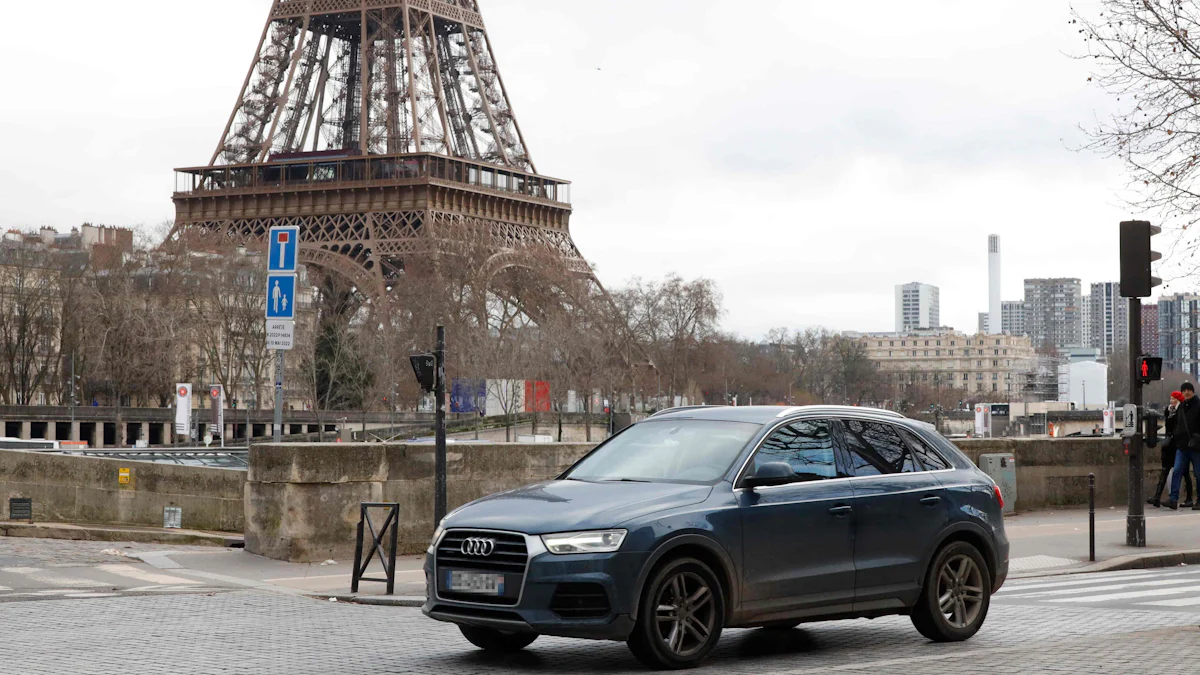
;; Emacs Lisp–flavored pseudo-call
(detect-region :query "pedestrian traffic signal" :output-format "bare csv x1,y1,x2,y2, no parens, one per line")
409,354,437,393
1137,356,1163,383
1119,220,1162,298
1143,408,1163,448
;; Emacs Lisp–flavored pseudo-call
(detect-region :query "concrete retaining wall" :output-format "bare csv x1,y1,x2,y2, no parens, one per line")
0,449,244,532
954,437,1153,512
245,443,592,562
244,437,1162,563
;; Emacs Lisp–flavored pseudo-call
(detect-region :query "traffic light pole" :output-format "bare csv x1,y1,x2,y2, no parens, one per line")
434,325,447,524
1127,298,1146,547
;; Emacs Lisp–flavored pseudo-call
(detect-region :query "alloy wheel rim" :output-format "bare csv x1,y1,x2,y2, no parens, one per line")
654,571,716,656
936,554,985,629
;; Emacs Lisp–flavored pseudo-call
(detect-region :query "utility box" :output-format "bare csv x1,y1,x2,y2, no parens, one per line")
978,453,1017,515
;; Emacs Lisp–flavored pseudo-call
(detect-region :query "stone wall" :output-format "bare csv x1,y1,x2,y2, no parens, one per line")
245,443,592,562
0,449,244,531
245,437,1161,563
954,437,1153,511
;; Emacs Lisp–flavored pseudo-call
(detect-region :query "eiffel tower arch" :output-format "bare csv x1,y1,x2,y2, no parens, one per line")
171,0,588,303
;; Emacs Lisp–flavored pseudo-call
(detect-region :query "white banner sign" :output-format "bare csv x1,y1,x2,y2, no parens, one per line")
175,383,192,436
1102,407,1115,435
266,320,295,351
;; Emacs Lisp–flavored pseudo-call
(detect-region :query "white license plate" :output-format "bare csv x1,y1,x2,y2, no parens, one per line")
446,570,505,595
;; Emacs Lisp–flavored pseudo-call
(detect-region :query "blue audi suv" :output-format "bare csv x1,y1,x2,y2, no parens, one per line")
422,405,1008,669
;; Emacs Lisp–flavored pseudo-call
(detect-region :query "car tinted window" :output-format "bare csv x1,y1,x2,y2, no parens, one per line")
752,419,843,482
898,427,951,471
564,420,761,484
839,419,919,476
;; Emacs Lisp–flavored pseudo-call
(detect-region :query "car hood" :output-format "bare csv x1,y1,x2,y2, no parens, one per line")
443,480,714,535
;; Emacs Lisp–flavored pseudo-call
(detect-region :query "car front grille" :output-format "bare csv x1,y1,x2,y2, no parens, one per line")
550,583,611,619
435,529,528,606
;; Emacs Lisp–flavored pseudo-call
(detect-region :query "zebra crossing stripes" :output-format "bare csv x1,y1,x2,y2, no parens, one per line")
0,564,217,601
995,567,1200,610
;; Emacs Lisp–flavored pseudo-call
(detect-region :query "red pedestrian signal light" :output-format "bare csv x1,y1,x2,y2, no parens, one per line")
1137,356,1163,384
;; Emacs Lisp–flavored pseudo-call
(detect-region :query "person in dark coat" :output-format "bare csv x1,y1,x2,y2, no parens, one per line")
1167,382,1200,510
1150,391,1193,507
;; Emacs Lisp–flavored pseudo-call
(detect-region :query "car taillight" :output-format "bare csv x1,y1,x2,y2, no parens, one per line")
993,484,1004,509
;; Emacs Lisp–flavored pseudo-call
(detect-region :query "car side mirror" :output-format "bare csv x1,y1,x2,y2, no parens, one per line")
744,462,795,489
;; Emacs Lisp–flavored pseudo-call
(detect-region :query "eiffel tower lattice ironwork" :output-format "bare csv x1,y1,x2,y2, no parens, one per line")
172,0,584,296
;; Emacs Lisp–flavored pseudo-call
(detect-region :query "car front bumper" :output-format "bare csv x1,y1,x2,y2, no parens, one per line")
422,532,649,641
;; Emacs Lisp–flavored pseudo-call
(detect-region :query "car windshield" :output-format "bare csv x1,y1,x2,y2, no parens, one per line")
564,420,762,484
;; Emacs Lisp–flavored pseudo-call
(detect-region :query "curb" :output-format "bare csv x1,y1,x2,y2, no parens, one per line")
0,521,243,548
308,593,425,607
1011,549,1200,579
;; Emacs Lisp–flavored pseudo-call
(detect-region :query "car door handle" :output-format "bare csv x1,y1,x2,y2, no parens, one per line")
920,496,942,506
828,505,853,516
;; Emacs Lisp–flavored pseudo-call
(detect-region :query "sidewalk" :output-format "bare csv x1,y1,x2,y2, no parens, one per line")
0,521,243,548
1005,505,1200,577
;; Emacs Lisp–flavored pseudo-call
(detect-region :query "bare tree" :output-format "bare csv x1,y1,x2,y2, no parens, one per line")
1074,0,1200,278
0,247,61,405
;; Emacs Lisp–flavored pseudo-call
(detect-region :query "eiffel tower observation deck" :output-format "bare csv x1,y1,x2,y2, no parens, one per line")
172,0,582,296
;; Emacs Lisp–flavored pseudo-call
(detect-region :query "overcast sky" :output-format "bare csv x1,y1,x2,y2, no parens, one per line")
0,0,1155,338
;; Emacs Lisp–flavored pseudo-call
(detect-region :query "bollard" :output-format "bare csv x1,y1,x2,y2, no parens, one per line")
1088,473,1096,563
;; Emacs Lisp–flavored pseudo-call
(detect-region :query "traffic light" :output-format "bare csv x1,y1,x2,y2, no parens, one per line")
1143,409,1163,448
1137,356,1163,383
409,354,436,393
1119,220,1162,298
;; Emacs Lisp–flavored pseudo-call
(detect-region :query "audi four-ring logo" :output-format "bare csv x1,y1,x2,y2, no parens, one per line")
460,537,496,556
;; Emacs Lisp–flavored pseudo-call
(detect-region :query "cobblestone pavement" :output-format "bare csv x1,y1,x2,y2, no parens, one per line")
1,590,1198,674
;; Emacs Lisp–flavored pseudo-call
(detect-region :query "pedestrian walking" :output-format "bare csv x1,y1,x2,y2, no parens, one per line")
1149,391,1193,507
1166,382,1200,510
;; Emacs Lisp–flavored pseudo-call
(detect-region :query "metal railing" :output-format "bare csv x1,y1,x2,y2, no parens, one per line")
61,447,250,469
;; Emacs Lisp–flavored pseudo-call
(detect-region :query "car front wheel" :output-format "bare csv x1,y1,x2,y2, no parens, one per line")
627,556,725,669
911,541,991,642
458,624,538,653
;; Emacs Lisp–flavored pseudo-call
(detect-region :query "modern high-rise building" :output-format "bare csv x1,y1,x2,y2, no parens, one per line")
988,235,1001,335
895,282,940,332
1081,294,1092,352
1158,294,1200,378
1024,278,1083,349
1001,301,1026,336
1142,304,1159,355
1087,282,1129,357
978,312,989,334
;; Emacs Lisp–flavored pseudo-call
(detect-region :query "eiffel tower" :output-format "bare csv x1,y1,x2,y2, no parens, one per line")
172,0,585,297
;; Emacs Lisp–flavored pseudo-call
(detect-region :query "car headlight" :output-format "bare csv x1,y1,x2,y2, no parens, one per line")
427,523,445,554
541,529,627,555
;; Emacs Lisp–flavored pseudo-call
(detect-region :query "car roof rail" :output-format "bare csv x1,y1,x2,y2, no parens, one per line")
647,405,726,418
775,405,905,419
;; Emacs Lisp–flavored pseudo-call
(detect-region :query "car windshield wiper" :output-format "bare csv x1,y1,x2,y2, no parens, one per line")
601,478,651,483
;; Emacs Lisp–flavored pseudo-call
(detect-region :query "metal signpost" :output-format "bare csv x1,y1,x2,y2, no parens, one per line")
409,326,449,524
209,385,225,448
267,227,299,443
1119,220,1163,548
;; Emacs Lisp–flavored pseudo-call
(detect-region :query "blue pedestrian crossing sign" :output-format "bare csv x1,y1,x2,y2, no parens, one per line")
268,226,299,273
266,274,297,320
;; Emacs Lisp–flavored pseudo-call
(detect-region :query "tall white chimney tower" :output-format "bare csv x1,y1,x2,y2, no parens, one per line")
988,234,1001,334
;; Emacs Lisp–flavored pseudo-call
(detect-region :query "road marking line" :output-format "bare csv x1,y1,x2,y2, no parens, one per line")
997,569,1162,592
93,564,200,586
1000,578,1200,599
0,567,108,588
0,586,10,592
1139,596,1200,607
1052,587,1200,603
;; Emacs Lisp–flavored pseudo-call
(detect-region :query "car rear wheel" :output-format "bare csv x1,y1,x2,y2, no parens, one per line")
627,557,725,669
911,541,991,642
458,625,538,652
